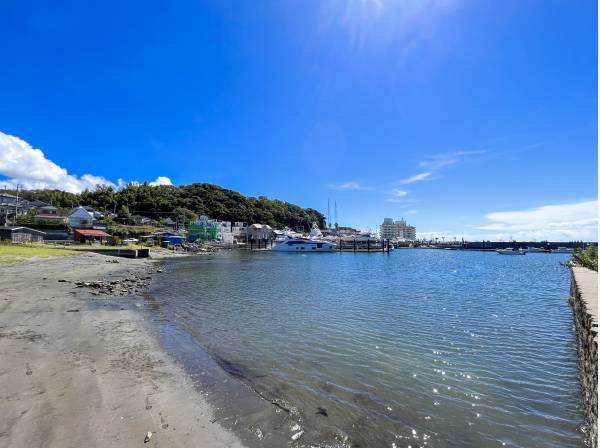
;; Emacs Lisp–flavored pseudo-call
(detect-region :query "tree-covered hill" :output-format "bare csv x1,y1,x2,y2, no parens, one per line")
17,183,325,231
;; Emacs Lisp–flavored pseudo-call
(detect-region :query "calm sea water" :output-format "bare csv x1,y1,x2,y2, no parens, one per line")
149,249,583,448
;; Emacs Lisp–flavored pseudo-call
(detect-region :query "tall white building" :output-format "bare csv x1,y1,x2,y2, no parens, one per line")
380,217,416,241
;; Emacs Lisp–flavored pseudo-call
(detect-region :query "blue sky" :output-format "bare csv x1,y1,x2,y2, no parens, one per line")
0,0,597,240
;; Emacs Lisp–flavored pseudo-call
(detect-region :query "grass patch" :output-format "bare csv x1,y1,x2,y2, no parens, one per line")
0,243,81,263
570,245,598,272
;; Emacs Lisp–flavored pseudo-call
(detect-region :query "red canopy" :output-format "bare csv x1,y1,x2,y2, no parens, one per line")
74,229,110,237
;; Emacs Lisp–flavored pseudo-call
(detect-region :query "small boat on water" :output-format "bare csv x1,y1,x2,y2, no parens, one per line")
526,246,551,253
272,237,336,252
552,247,573,254
496,248,526,255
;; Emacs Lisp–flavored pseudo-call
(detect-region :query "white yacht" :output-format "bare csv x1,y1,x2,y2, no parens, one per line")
344,231,378,243
308,222,324,240
272,237,337,252
274,227,303,243
526,246,549,253
552,247,573,254
496,248,526,255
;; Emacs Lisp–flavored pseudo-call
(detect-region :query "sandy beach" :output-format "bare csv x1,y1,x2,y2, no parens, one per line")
0,252,246,448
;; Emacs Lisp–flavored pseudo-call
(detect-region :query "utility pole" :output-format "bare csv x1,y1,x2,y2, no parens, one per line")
14,184,22,225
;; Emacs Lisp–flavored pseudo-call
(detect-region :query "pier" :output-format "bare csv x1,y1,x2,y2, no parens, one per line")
337,238,392,253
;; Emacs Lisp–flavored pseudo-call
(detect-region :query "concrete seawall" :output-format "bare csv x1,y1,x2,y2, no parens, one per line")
74,248,150,258
570,266,598,446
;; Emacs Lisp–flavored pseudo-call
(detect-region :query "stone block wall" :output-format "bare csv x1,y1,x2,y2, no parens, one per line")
570,266,598,447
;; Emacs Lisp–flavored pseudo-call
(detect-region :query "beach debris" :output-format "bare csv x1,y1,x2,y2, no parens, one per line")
144,431,152,443
25,363,32,376
250,426,264,439
315,407,328,417
290,423,301,432
160,414,169,429
58,279,69,283
66,309,80,312
291,430,304,441
74,275,153,297
156,269,163,273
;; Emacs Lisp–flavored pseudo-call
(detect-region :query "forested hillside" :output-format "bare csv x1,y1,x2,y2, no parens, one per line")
17,183,325,231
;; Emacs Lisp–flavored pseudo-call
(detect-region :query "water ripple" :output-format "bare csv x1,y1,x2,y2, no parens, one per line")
151,250,582,448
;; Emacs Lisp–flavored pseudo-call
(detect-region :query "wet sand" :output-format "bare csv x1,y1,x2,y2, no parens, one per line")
0,252,246,448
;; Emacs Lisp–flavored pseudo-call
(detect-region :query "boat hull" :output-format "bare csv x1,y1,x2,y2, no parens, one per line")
272,239,336,252
496,250,526,255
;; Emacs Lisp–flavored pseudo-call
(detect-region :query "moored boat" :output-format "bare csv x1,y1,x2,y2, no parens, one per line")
272,237,336,252
496,248,526,255
526,246,551,253
552,247,573,254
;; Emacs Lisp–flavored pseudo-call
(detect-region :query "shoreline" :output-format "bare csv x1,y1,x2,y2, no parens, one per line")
142,255,316,447
1,250,586,447
0,252,247,447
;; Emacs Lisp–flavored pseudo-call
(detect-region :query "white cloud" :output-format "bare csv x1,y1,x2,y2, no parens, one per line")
476,200,598,241
399,150,488,187
418,150,488,170
0,131,173,193
0,131,116,193
418,156,457,170
329,181,373,191
385,188,412,203
149,176,173,186
452,149,488,157
386,198,417,204
406,209,418,215
397,172,431,185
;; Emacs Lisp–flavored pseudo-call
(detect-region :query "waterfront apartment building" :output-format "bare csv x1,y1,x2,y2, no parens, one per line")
380,218,417,241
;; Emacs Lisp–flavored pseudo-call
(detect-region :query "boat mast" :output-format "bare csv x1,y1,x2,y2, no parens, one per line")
334,200,338,229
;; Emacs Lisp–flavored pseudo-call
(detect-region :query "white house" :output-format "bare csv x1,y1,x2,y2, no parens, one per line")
217,221,234,244
68,206,95,228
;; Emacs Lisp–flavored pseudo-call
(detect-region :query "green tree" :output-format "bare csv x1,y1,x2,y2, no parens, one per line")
19,182,326,230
